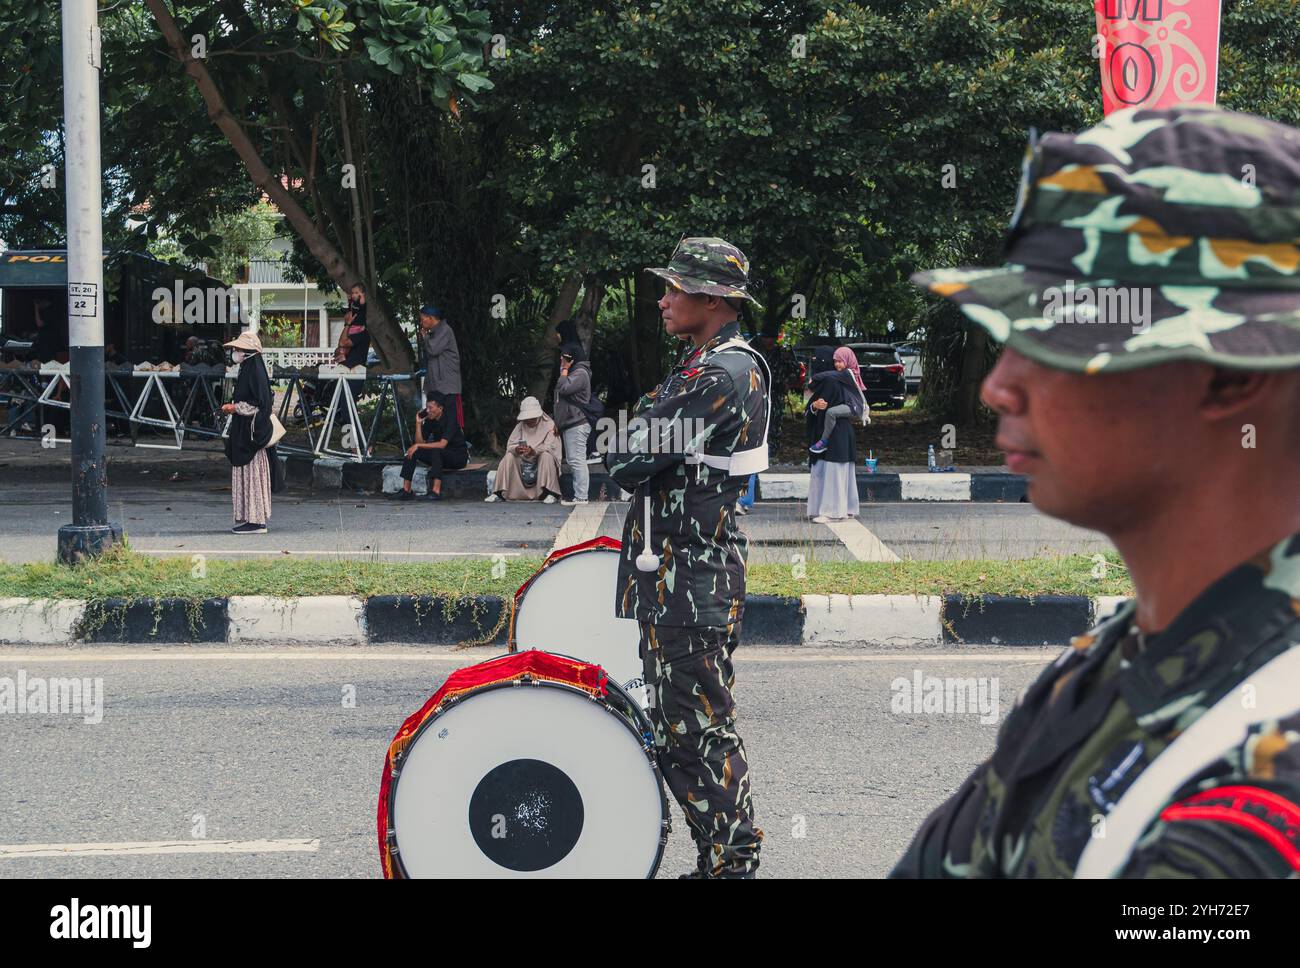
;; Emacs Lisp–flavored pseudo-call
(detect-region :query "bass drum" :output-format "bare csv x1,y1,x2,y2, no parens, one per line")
378,650,667,878
510,536,648,709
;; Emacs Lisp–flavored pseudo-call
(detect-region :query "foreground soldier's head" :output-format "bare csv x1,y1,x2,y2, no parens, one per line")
915,106,1300,629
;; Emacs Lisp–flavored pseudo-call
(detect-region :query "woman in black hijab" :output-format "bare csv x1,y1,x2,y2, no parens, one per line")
222,331,274,534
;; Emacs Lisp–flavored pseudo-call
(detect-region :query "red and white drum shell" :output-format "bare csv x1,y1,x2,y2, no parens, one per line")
378,650,667,879
509,536,648,709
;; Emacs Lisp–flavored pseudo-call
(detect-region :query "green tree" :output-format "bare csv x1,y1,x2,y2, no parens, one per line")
5,0,1299,436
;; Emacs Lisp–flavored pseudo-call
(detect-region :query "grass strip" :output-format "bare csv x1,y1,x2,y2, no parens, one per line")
0,547,1133,602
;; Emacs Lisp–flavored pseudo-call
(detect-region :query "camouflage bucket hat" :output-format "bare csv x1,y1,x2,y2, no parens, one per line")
912,106,1300,374
648,236,763,309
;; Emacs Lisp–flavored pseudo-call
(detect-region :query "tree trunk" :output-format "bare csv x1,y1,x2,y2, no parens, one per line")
145,0,415,372
956,325,989,425
573,275,604,350
338,81,366,279
632,269,665,391
526,272,582,400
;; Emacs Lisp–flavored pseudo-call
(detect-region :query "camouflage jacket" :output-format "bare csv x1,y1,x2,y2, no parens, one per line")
891,533,1300,878
607,320,768,628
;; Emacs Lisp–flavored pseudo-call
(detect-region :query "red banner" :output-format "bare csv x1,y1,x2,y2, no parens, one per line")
1094,1,1222,115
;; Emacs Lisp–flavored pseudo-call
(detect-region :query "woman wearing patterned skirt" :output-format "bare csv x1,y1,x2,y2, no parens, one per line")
222,330,274,534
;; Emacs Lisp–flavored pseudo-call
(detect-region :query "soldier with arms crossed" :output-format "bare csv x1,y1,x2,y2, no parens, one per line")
607,237,770,879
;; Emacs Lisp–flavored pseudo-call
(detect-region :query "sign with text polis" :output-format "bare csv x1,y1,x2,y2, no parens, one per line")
1094,0,1222,115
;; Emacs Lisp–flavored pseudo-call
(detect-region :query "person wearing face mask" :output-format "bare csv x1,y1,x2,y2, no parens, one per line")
554,341,594,505
221,331,275,534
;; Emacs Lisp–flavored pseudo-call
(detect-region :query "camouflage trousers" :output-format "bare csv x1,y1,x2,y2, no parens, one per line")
639,621,762,877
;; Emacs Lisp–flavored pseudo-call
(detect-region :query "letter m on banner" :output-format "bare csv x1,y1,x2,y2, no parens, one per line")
1104,0,1162,19
1094,0,1222,115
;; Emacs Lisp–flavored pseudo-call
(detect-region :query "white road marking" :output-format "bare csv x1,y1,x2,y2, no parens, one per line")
0,649,1057,663
550,500,610,551
0,838,320,860
823,518,900,562
132,549,524,558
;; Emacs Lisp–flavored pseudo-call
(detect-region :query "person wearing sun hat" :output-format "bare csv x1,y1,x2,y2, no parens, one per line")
485,395,562,503
220,330,274,534
892,106,1300,879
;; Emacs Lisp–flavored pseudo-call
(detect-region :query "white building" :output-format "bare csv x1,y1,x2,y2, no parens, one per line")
235,235,345,351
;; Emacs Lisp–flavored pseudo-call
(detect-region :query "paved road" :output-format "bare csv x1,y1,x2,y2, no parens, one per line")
0,644,1056,878
0,486,1111,565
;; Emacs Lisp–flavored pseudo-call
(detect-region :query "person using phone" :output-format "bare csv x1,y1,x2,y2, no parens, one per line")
484,396,561,503
393,390,468,501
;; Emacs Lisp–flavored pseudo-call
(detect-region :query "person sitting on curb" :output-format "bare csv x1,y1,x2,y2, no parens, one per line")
394,390,467,502
485,396,562,504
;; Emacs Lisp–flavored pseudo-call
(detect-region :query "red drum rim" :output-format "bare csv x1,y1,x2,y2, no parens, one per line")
378,649,666,879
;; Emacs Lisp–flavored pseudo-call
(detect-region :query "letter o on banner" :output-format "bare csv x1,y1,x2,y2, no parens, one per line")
1108,42,1156,104
1094,0,1223,115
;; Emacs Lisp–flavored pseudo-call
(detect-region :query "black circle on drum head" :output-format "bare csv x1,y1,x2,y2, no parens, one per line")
468,758,585,872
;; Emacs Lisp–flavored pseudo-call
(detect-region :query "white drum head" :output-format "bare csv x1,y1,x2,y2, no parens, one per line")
391,683,665,878
513,548,648,708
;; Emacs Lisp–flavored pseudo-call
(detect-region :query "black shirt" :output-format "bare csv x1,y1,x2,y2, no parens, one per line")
421,411,467,465
29,318,66,363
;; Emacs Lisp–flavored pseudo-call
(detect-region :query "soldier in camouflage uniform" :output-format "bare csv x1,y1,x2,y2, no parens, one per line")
606,237,769,878
893,106,1300,878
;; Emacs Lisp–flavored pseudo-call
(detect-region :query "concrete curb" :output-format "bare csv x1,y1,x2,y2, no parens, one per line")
803,593,944,646
0,598,86,644
941,594,1094,646
0,593,1122,646
82,598,229,644
227,595,365,644
289,454,1025,503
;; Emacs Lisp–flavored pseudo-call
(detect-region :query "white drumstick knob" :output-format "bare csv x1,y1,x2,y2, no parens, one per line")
636,494,658,572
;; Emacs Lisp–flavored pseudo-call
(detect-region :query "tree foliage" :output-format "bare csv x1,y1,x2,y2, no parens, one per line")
2,0,1299,437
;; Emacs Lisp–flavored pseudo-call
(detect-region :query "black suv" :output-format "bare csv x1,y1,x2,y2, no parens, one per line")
793,341,907,409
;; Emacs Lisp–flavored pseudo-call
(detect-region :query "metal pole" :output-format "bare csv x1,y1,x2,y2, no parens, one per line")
57,0,120,564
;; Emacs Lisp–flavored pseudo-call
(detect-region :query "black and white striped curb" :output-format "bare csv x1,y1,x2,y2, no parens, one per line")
293,455,1026,503
0,594,1128,646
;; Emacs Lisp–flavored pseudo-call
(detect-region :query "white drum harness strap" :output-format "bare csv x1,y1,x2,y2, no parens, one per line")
1074,644,1300,877
636,337,771,573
